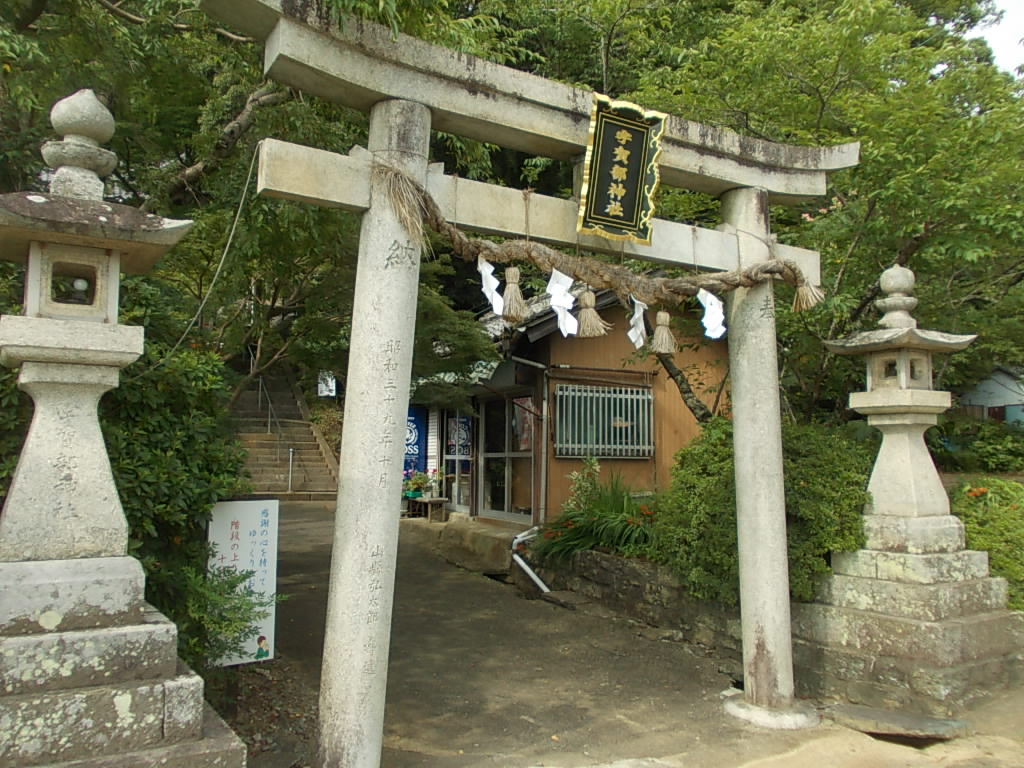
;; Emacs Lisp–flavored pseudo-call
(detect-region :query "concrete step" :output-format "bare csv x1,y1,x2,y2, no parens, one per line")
238,432,315,442
233,408,304,419
0,607,178,695
242,446,321,456
237,425,313,435
249,477,336,489
240,439,319,449
37,705,245,768
249,483,337,493
1,665,205,765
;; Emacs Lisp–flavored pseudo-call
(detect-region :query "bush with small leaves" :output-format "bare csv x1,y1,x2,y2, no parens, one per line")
651,418,870,605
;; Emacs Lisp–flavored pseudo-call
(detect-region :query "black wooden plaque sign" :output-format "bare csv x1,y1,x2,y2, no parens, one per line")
577,94,666,245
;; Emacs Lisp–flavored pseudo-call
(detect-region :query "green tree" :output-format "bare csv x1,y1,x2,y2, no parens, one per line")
628,0,1024,416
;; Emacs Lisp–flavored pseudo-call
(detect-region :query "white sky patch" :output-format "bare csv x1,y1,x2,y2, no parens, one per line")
973,0,1024,74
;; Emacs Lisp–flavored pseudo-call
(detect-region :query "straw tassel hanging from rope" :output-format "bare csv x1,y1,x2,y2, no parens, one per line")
576,290,611,338
650,310,678,354
501,266,529,325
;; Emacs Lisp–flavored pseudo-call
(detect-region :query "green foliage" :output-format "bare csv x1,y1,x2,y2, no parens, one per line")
951,479,1024,611
628,0,1024,418
177,564,275,674
928,417,1024,472
651,418,870,605
531,459,656,563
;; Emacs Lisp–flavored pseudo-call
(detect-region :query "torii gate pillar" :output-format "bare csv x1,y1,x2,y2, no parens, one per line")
317,99,431,767
721,188,815,727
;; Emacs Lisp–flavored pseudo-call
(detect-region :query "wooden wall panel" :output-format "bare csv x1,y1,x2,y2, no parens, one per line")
539,305,727,519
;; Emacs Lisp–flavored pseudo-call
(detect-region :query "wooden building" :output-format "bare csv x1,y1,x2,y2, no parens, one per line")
419,297,727,527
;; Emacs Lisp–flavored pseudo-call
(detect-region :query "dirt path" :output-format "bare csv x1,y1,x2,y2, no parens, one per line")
228,502,1024,768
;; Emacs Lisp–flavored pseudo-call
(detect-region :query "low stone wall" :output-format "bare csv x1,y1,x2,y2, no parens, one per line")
529,548,1024,716
535,550,743,669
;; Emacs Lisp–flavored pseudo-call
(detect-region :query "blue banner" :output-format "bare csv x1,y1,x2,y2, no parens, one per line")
405,406,427,473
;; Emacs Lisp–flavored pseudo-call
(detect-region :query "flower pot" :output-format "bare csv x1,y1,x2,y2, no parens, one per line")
405,490,423,499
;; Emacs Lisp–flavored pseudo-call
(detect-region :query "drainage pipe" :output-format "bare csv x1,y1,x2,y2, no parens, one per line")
511,526,550,593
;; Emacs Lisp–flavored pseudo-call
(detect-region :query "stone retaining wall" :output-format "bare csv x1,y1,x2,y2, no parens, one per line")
535,550,744,670
530,548,1023,716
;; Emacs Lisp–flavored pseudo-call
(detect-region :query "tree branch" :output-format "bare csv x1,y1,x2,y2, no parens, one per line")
93,0,252,42
14,0,48,30
147,83,292,210
654,350,714,423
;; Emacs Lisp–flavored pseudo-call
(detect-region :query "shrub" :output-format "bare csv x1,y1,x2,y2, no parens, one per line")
951,479,1024,611
928,417,1024,472
531,459,656,563
651,418,870,605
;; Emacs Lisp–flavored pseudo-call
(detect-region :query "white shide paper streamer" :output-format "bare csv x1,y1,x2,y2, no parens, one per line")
627,296,648,349
477,256,504,315
546,269,578,337
697,288,726,339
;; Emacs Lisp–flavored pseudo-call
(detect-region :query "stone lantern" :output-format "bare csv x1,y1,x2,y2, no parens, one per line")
825,265,974,545
792,264,1023,719
0,89,191,562
0,91,245,766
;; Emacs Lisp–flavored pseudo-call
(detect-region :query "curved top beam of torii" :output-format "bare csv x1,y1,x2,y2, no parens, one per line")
201,0,859,204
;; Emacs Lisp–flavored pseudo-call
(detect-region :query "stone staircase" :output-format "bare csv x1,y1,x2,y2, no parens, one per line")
234,371,338,498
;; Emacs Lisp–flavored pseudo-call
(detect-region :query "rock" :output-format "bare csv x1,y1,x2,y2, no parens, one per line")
829,702,972,740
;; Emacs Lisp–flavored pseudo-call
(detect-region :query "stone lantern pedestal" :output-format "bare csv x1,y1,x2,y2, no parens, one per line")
791,266,1023,717
0,91,244,766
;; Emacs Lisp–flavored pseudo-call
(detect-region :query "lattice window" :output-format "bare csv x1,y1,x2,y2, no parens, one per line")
554,384,653,458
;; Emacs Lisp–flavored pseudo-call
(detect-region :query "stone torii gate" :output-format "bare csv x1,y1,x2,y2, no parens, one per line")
201,1,858,763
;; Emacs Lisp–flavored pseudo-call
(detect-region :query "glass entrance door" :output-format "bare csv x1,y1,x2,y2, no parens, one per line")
479,396,534,523
442,411,472,513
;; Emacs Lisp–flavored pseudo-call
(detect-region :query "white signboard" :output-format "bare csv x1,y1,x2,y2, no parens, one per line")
318,370,337,397
208,499,279,666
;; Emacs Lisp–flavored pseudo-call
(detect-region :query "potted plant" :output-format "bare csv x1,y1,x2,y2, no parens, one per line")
402,468,436,498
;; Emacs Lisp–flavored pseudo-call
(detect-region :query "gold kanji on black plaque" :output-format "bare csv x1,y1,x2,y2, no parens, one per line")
576,94,666,245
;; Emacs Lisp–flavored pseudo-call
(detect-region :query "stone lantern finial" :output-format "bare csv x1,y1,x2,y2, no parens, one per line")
875,264,918,329
40,89,118,201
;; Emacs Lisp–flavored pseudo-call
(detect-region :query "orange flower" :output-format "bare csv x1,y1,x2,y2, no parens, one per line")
966,487,989,498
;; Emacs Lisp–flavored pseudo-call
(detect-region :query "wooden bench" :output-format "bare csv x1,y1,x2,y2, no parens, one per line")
406,497,448,522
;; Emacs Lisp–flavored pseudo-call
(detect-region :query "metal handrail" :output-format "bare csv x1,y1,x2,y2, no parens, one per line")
254,376,313,491
256,376,284,463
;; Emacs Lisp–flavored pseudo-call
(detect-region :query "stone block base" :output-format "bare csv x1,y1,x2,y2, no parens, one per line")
862,514,965,554
0,662,205,765
793,604,1024,716
816,573,1008,621
832,549,990,584
0,557,145,635
34,704,246,768
795,638,1024,717
1,607,178,695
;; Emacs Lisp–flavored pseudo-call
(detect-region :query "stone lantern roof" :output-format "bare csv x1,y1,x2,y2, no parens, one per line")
825,265,975,356
0,89,191,272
